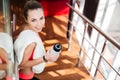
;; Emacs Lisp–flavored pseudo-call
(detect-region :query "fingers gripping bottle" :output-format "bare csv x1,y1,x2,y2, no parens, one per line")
48,43,62,55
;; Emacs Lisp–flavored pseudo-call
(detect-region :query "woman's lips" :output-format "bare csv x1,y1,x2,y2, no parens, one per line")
35,27,41,30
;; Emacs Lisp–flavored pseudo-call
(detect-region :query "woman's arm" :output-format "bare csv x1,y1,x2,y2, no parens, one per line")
19,42,44,69
0,48,8,70
19,42,59,69
0,64,7,70
0,48,8,62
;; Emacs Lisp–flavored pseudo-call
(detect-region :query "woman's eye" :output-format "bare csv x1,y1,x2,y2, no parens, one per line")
40,16,44,20
31,19,36,22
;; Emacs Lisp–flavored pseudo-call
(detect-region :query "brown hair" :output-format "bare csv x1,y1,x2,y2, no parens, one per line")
23,0,43,20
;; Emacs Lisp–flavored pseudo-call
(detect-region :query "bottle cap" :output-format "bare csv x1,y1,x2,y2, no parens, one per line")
53,43,62,52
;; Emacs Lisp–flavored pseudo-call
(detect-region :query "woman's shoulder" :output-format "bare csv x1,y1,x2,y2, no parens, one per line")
20,30,36,36
14,30,38,43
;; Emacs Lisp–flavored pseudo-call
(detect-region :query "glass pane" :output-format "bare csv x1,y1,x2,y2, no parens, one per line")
95,71,106,80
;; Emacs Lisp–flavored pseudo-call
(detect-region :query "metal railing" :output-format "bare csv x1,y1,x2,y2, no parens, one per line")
67,3,120,80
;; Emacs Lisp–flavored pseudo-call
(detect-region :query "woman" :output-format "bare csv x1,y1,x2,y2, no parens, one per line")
14,0,59,80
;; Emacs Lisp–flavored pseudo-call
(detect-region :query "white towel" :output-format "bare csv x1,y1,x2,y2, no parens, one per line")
0,32,14,79
14,30,45,74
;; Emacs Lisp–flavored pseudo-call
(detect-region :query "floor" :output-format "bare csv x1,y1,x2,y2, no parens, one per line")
34,15,92,80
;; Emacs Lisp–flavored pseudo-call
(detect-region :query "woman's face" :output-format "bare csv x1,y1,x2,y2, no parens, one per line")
26,8,45,33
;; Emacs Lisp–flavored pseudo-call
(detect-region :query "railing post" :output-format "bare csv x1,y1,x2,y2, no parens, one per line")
67,0,75,50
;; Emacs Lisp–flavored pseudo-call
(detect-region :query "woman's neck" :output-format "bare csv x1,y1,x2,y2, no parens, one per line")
23,24,30,30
